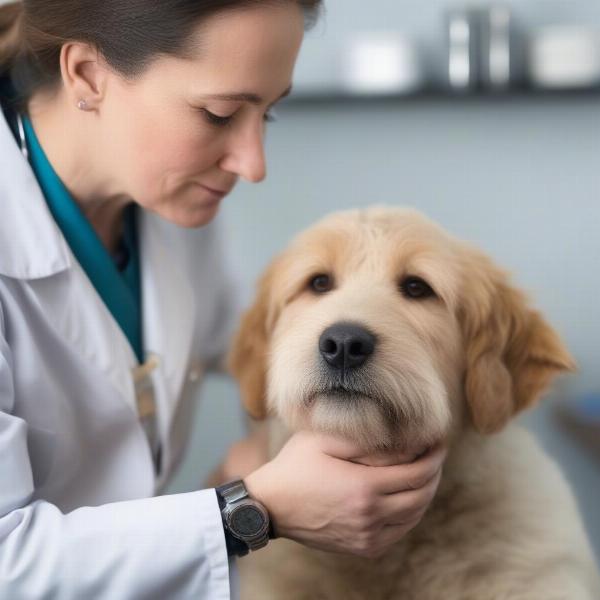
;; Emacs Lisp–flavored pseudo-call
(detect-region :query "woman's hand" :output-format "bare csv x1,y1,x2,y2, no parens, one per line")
244,431,446,559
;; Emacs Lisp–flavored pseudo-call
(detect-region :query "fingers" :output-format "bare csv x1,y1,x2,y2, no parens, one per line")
349,521,423,560
350,448,423,467
315,432,375,461
380,520,421,546
377,467,442,525
372,444,447,494
349,474,441,560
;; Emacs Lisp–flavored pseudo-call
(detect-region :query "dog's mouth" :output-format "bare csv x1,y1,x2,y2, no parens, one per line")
307,384,381,404
305,381,403,425
303,380,437,454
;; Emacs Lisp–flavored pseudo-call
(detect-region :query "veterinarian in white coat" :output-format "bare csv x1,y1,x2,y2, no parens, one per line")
0,1,447,598
0,103,239,597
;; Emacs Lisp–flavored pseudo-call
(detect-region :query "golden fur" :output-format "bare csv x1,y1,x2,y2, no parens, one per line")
228,207,600,599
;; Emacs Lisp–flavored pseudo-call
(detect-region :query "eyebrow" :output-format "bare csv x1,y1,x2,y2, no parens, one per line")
199,85,293,105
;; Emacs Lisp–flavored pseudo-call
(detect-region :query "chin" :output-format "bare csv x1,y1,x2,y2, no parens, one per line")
154,202,221,229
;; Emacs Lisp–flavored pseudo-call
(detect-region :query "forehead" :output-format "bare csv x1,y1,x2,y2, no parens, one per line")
283,208,463,305
183,4,305,91
131,4,305,102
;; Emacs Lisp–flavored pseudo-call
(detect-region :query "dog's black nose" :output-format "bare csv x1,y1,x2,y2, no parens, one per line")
319,323,376,370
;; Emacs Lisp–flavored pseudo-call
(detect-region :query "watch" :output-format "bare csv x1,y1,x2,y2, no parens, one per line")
215,480,271,557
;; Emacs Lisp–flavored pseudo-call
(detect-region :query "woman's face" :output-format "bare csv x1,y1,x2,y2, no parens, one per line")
100,3,305,227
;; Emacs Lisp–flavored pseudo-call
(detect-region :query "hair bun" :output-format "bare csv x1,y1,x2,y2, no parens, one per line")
0,1,25,72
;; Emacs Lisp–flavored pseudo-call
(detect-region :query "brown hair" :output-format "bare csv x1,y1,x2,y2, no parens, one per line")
0,0,322,108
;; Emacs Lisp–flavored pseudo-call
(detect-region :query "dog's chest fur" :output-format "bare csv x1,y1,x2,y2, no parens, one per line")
239,426,599,600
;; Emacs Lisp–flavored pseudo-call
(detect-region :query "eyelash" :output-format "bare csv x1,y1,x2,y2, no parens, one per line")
201,108,278,127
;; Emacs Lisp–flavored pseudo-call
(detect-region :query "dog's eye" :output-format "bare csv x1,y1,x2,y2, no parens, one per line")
310,274,334,294
400,276,436,300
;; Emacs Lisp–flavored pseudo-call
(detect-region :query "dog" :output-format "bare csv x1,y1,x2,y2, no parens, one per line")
228,206,600,600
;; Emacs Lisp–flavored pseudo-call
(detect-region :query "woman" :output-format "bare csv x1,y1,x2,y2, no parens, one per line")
0,1,447,597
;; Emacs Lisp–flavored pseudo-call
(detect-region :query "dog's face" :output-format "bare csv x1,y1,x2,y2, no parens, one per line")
229,207,575,453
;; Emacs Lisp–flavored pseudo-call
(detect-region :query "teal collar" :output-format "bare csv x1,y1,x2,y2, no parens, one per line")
22,115,143,363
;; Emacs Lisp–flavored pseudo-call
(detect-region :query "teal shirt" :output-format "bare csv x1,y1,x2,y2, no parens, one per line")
23,116,144,363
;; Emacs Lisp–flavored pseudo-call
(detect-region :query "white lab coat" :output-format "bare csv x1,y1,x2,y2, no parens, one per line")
0,108,240,598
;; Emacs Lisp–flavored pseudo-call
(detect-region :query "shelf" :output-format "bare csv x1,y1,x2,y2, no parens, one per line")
284,86,600,106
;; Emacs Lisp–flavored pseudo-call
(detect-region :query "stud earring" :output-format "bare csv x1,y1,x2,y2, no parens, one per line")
77,99,89,111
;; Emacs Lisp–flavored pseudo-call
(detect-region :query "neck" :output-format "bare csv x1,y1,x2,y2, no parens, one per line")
27,91,130,253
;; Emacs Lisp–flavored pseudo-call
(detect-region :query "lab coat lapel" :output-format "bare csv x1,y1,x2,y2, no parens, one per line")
27,256,140,412
0,108,71,279
138,211,196,470
0,108,140,413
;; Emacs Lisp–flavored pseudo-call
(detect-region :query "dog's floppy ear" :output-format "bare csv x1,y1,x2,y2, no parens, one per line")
459,252,576,434
227,261,280,420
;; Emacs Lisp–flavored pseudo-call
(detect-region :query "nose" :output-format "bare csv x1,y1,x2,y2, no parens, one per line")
319,323,376,371
219,122,267,183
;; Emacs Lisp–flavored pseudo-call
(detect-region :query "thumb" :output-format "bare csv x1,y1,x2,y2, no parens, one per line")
310,432,370,461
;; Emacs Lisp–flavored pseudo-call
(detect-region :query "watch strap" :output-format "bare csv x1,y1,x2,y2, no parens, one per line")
215,487,250,557
219,480,249,505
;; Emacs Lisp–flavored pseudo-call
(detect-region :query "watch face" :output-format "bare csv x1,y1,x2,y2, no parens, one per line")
230,505,265,538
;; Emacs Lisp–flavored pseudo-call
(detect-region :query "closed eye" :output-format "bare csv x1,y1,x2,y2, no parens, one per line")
201,109,234,127
201,108,278,127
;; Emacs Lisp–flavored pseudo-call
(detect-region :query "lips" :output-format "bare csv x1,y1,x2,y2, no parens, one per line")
199,183,230,196
306,384,384,407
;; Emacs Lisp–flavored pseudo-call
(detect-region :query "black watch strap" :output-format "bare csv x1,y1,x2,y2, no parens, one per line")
215,488,250,558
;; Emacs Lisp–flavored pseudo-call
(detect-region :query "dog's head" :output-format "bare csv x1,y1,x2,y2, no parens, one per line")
229,207,575,452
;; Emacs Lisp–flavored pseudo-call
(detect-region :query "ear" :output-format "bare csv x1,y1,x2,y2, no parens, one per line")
459,253,576,434
227,261,280,420
60,42,108,111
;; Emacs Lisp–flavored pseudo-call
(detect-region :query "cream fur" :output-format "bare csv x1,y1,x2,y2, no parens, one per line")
229,207,600,599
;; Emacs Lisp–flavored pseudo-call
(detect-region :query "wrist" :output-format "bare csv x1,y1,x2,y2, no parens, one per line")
245,466,283,539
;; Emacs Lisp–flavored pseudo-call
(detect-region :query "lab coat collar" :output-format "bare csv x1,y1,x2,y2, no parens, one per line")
0,109,72,279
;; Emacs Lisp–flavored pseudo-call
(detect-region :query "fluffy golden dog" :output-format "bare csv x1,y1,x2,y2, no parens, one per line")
228,207,600,600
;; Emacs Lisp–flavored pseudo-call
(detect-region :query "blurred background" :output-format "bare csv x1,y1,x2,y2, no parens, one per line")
166,0,600,565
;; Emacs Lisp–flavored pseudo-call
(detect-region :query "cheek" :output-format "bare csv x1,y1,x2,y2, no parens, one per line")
105,95,221,201
397,306,464,393
270,300,323,374
129,125,216,196
267,300,328,409
413,312,465,430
